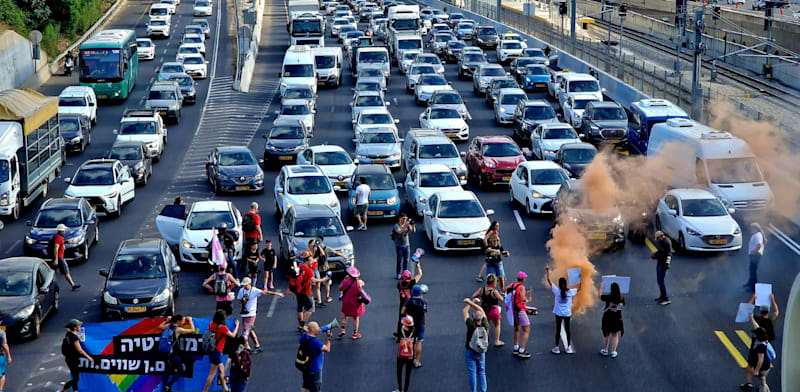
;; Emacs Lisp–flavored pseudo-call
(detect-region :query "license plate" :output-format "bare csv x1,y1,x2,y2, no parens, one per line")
327,262,336,270
126,306,147,313
91,205,97,210
159,111,167,116
236,186,250,191
372,160,385,164
97,95,107,99
710,239,728,245
367,210,383,216
589,233,607,240
535,83,546,87
201,252,209,258
457,239,476,246
446,134,458,139
336,181,348,187
502,176,511,181
279,155,293,161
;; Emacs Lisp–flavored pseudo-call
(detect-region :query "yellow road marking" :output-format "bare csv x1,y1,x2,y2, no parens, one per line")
715,331,748,368
645,238,657,252
736,330,752,349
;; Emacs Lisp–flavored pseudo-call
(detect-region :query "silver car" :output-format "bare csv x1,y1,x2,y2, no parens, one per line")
472,64,506,95
406,64,437,92
281,84,318,112
276,99,316,136
399,50,421,74
350,90,388,123
356,68,386,89
353,127,403,168
430,33,455,55
429,90,471,120
493,88,527,125
413,54,445,74
352,108,399,139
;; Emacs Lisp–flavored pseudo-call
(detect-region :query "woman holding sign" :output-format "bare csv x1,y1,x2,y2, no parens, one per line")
545,267,579,355
598,282,625,358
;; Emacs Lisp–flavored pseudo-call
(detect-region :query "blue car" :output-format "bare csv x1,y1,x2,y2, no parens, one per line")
522,64,550,92
347,164,401,219
206,146,265,194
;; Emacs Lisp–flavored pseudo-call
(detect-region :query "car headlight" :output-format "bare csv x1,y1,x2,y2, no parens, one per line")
25,237,36,245
499,107,506,113
483,160,495,168
66,234,84,244
543,149,557,154
153,288,171,303
280,82,288,88
532,192,543,199
0,192,8,206
544,60,550,66
329,199,339,208
104,191,118,199
255,172,264,180
612,215,622,224
70,137,82,144
387,196,398,204
182,240,193,249
103,291,119,305
479,80,487,85
12,304,35,319
438,229,455,236
734,226,742,235
148,142,158,149
418,196,426,203
686,227,702,236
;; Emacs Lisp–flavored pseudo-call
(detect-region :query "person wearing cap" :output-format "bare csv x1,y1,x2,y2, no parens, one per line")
748,292,779,344
740,327,773,391
463,298,489,392
338,267,367,340
745,222,766,291
50,224,80,291
401,285,428,367
298,321,331,392
59,319,93,392
506,271,532,359
395,264,423,339
651,231,673,305
395,315,415,392
392,213,416,279
236,276,283,353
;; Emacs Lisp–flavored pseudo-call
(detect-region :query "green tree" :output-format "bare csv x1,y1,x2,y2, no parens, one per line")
0,0,29,34
13,0,51,28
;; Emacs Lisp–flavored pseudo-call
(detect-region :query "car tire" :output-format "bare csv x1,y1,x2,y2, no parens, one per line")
526,199,533,216
111,196,122,218
166,300,175,316
30,311,41,340
679,232,686,251
87,130,92,146
478,173,489,190
654,215,662,231
213,180,221,194
509,188,516,206
11,194,21,221
82,241,90,263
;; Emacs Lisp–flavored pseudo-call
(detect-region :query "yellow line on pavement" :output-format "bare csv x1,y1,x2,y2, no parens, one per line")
736,330,752,349
715,331,748,368
645,238,657,252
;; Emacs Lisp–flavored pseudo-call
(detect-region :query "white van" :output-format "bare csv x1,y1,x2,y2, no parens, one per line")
58,86,98,126
392,34,422,64
647,118,772,215
313,46,343,87
149,3,172,22
557,73,604,109
281,45,317,94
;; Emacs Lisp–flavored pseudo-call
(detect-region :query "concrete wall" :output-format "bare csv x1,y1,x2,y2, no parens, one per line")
0,30,47,91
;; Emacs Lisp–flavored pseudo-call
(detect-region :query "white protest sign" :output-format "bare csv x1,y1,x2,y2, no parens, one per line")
602,275,631,294
568,268,582,286
736,303,756,323
755,283,772,307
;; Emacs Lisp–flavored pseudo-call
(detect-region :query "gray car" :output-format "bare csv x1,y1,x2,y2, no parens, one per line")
580,101,629,147
276,99,315,136
472,64,506,95
144,81,183,124
281,84,318,112
277,205,354,272
493,88,527,125
354,127,403,168
430,33,455,55
107,142,153,186
401,129,467,181
457,52,488,80
350,90,389,123
429,90,471,120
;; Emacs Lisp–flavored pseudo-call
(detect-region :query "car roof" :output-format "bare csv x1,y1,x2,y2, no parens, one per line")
41,198,81,209
282,99,310,105
285,84,314,91
478,135,514,144
59,86,93,97
562,73,596,81
540,122,573,130
417,134,453,144
668,188,717,199
80,159,117,169
587,101,621,109
308,145,347,153
559,142,597,151
355,90,382,97
569,93,601,100
415,163,452,173
522,99,550,107
161,61,183,67
119,238,164,254
0,257,39,272
286,165,325,176
111,141,147,149
437,189,478,201
191,200,232,212
216,145,253,154
498,88,526,95
291,204,338,218
359,108,390,115
355,164,391,174
519,160,562,170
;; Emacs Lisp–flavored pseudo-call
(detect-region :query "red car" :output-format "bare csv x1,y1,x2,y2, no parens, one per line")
465,135,526,188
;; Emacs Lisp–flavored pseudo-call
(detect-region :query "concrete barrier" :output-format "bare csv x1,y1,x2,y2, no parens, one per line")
235,0,265,92
0,30,43,91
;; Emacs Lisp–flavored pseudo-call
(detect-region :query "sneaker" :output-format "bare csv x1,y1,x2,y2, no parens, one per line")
512,347,519,356
352,332,362,340
325,297,333,303
358,224,367,231
397,274,402,280
610,351,618,358
254,346,263,354
565,345,575,354
659,299,672,305
517,349,531,359
654,297,665,302
337,330,347,339
739,383,753,391
551,346,561,355
72,284,81,291
317,302,327,308
475,275,484,282
600,349,609,356
269,283,275,289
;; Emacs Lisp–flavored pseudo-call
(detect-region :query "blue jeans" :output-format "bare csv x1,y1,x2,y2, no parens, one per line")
465,349,487,392
746,253,761,288
230,373,248,392
162,355,184,389
395,245,410,275
656,264,669,300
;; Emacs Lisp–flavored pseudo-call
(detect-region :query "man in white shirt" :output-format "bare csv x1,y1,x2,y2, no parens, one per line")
237,277,283,352
354,176,371,231
744,223,766,291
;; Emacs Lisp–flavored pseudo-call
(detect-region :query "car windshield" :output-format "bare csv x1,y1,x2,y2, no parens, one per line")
294,20,322,33
149,89,178,100
283,64,314,77
432,93,461,104
429,108,460,119
681,198,727,217
187,211,234,230
169,75,194,86
502,41,522,49
219,151,256,166
563,148,596,163
420,172,458,187
573,99,595,110
526,66,548,75
420,75,446,85
355,82,381,93
392,19,419,30
285,88,313,99
196,1,209,6
315,55,335,68
161,64,184,73
569,80,599,92
359,69,383,77
419,144,458,158
185,27,202,35
706,157,763,184
532,169,568,185
481,67,504,76
339,26,356,34
543,127,577,139
493,80,517,89
281,104,310,115
151,20,167,26
73,168,114,185
363,173,395,190
120,121,157,135
110,254,166,280
356,95,383,106
417,56,441,65
434,35,453,43
110,146,144,160
500,94,526,105
0,272,31,296
360,113,392,124
59,97,87,106
463,54,485,63
183,56,204,65
333,20,348,26
184,37,202,44
483,142,520,157
34,208,81,227
361,132,396,143
592,107,626,120
359,51,388,63
270,125,304,139
287,176,333,194
344,31,363,40
315,151,351,165
438,199,484,218
524,106,555,120
398,39,422,49
476,27,497,35
151,8,168,15
448,42,466,49
59,118,81,133
524,49,545,57
515,59,536,68
402,52,419,61
411,66,435,75
295,217,345,237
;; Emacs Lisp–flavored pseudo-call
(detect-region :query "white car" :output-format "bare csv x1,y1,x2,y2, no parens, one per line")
296,145,356,190
562,93,600,128
58,86,98,126
350,90,389,123
418,107,469,141
414,74,453,105
181,54,208,79
160,0,177,14
500,33,527,48
413,54,445,74
422,190,494,251
404,164,465,216
655,188,742,251
147,19,171,37
352,108,399,139
497,40,524,64
176,44,202,62
181,33,206,55
274,165,341,217
531,123,582,160
509,161,570,215
193,0,213,16
547,70,570,99
64,159,135,218
399,50,421,74
330,18,351,37
157,200,244,264
277,99,316,135
136,38,156,60
406,64,437,92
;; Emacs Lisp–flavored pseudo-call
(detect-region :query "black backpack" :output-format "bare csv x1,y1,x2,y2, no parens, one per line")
295,335,313,372
213,273,228,297
242,213,256,234
231,348,252,379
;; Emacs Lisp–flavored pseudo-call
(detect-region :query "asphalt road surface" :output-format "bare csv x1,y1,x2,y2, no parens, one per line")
2,0,799,391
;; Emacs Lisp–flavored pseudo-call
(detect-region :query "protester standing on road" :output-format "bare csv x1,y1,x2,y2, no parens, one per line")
243,202,263,247
203,264,239,317
395,265,422,339
748,293,778,343
740,327,773,392
652,230,673,305
228,336,251,392
463,298,489,392
59,319,93,392
354,177,371,230
49,224,80,290
261,239,278,290
598,282,624,358
243,241,261,283
482,236,509,291
506,271,532,359
312,238,346,306
476,221,500,282
0,322,10,392
237,277,284,352
295,256,329,331
202,310,239,392
213,223,239,278
338,267,367,340
546,267,578,354
745,223,766,291
393,213,416,279
401,285,428,367
158,315,196,392
471,274,505,347
395,315,415,392
298,321,331,392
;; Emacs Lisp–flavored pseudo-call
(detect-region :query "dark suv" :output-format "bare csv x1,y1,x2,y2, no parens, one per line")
473,25,499,48
579,101,629,148
23,198,99,263
552,180,626,251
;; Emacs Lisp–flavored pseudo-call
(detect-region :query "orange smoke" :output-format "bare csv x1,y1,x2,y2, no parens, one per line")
545,221,598,315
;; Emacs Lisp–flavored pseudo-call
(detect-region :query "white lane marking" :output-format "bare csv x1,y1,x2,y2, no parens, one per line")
4,240,21,255
513,210,527,231
767,224,800,256
393,97,398,105
266,294,279,318
162,48,168,54
330,105,335,112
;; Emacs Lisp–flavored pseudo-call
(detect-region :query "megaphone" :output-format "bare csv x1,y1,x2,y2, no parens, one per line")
321,318,340,333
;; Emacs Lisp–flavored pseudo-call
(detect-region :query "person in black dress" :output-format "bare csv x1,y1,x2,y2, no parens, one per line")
598,282,624,358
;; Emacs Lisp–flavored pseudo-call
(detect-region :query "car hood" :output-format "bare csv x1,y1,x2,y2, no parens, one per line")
116,134,160,143
267,138,306,149
562,162,589,177
478,75,503,83
710,183,772,207
541,138,582,151
0,296,34,319
290,234,351,254
530,184,562,198
65,184,116,197
483,156,525,169
418,85,452,93
432,103,468,115
179,86,196,94
477,34,498,41
319,164,355,179
61,129,82,139
278,114,312,123
146,99,178,108
567,208,621,224
218,165,261,178
119,159,144,169
184,63,205,70
285,193,338,207
590,120,627,129
417,157,463,170
427,118,466,129
683,216,739,235
524,118,560,128
29,226,83,242
499,104,517,112
356,143,401,156
105,278,167,298
436,217,490,233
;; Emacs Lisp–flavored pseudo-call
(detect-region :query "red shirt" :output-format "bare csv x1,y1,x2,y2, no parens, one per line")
509,282,526,312
244,212,261,239
54,234,65,259
209,322,229,352
298,264,314,296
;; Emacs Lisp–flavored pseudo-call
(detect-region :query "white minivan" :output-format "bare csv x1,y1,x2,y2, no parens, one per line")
58,86,98,126
647,118,772,216
313,46,343,87
149,3,172,22
281,45,317,94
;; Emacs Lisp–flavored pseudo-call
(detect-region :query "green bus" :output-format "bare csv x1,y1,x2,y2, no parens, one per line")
79,29,139,100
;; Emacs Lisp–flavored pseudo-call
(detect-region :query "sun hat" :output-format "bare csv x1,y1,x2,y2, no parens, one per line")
56,224,68,232
401,315,414,327
241,277,252,286
65,319,83,329
517,271,528,279
346,266,360,278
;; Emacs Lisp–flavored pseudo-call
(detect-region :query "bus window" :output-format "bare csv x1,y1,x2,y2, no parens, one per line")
80,49,122,80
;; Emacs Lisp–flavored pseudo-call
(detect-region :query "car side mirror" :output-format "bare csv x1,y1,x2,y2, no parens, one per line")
64,177,71,184
346,225,355,232
351,120,357,124
460,179,468,186
396,183,404,189
424,210,433,217
601,87,607,93
258,158,265,165
578,133,585,138
349,102,353,107
728,207,736,215
39,286,50,294
25,220,32,226
385,102,390,106
460,151,467,157
333,185,341,191
172,266,181,273
99,268,109,277
262,134,268,139
112,129,119,135
486,209,495,215
276,187,284,193
398,138,404,142
667,208,677,217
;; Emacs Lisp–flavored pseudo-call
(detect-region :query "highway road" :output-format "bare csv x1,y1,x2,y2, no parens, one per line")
2,0,800,391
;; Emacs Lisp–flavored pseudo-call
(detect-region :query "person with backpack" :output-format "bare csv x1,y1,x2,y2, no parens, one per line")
294,256,330,331
297,321,331,392
242,202,263,247
228,336,251,392
211,223,239,278
395,315,415,392
546,267,579,355
392,213,416,280
49,224,80,291
202,310,239,392
0,322,10,392
243,241,261,283
740,327,774,391
471,274,505,347
482,236,509,291
203,264,240,316
59,319,92,392
337,267,369,340
463,298,489,392
598,282,625,358
401,285,428,367
506,271,532,359
395,265,422,340
237,277,284,352
157,315,196,392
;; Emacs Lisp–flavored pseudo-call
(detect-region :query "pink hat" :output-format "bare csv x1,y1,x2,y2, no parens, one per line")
401,315,414,326
346,266,361,278
517,271,528,279
401,270,412,281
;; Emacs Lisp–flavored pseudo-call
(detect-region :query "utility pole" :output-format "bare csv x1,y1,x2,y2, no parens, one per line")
691,7,706,120
570,0,577,50
675,0,687,74
618,4,627,60
711,4,720,81
763,2,774,78
559,1,568,48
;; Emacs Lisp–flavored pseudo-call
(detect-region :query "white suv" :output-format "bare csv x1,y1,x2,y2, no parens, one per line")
64,159,135,218
156,200,244,264
274,165,341,218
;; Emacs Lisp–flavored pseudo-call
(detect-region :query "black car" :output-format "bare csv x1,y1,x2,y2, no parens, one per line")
473,25,499,48
167,73,197,104
485,77,518,107
100,239,180,320
108,142,153,186
580,101,629,147
552,180,626,251
59,113,92,154
206,146,265,193
443,40,466,63
457,52,488,80
263,119,310,166
512,100,559,142
0,257,59,340
23,198,99,263
553,142,598,178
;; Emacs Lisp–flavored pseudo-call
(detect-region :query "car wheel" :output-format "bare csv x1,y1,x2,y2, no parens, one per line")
526,199,533,216
93,224,99,245
87,130,92,146
11,194,21,220
654,215,662,231
166,300,175,316
509,188,516,205
679,232,686,251
141,171,148,186
30,311,41,339
111,196,122,218
478,173,488,190
53,288,60,312
274,202,282,219
82,241,90,263
213,179,221,194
